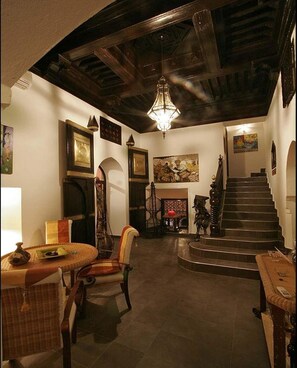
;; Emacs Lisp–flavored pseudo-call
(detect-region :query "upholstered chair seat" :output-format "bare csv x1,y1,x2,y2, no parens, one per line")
76,225,139,309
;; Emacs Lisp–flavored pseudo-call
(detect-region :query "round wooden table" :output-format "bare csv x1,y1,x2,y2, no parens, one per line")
1,243,98,272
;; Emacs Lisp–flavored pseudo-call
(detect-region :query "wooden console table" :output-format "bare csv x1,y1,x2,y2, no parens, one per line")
253,253,296,368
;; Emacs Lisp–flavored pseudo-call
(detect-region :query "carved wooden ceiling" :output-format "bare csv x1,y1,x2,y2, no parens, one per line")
31,0,295,133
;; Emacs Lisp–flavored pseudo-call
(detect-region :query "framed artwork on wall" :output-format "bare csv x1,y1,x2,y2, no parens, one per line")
1,124,13,174
233,133,258,153
100,117,122,145
66,120,94,178
153,153,199,183
128,148,148,181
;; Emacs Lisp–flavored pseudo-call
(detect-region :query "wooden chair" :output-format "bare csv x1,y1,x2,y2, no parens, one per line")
45,219,72,244
76,225,139,309
1,267,84,368
45,219,75,286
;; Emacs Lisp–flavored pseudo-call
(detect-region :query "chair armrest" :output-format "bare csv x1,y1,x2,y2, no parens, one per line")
61,280,84,331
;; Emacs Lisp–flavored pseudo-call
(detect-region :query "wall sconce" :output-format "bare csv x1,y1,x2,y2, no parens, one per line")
1,187,22,256
87,115,99,132
126,134,135,147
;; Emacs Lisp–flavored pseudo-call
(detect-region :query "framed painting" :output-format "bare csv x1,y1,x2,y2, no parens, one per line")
66,120,94,178
233,133,258,153
128,148,148,181
153,154,199,183
1,124,13,174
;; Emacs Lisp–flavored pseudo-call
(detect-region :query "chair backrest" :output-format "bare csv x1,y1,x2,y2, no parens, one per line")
1,267,64,360
117,225,139,264
45,219,72,243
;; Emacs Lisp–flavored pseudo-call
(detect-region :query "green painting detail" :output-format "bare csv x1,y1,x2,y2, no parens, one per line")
1,124,13,174
233,133,258,153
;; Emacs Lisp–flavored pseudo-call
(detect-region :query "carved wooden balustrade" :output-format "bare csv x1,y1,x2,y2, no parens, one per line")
210,155,224,237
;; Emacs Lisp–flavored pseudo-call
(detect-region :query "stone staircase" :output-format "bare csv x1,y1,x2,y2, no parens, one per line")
178,174,283,279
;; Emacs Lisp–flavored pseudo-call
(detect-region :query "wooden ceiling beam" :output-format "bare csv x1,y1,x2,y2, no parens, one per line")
99,56,276,98
192,10,221,72
63,0,239,61
94,46,141,84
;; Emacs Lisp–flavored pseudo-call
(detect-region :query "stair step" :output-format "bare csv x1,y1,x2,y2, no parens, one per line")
227,181,268,187
225,192,272,198
222,211,278,220
221,219,279,229
223,228,280,239
226,186,270,192
178,244,259,280
251,172,266,177
179,174,280,280
200,235,279,249
189,242,268,263
224,204,276,212
224,198,274,205
228,177,266,182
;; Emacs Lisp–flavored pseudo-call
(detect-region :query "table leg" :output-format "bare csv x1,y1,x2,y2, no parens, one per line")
253,279,266,319
287,313,296,368
271,305,286,368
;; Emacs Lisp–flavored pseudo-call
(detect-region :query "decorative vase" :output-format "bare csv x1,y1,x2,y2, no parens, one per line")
168,210,176,217
8,242,31,266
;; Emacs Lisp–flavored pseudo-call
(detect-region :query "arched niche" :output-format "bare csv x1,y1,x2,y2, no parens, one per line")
97,158,127,236
285,140,296,249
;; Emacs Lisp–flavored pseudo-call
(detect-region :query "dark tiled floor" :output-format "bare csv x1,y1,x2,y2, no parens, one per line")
4,235,270,368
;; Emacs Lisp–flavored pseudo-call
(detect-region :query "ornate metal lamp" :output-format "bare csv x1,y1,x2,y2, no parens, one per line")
87,115,99,132
147,36,180,138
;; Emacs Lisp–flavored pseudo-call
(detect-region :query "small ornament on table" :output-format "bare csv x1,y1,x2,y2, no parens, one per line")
8,242,31,266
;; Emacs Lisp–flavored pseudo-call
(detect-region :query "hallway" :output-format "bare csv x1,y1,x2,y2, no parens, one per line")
10,235,270,368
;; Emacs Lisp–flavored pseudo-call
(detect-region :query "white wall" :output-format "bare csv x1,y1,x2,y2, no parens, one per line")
263,28,296,248
2,54,295,245
1,74,139,246
140,123,225,233
226,119,267,177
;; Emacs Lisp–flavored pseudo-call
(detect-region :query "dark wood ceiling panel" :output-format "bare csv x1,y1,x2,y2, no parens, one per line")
30,0,295,133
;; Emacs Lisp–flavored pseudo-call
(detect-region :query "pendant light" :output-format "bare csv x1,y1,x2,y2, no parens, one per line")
147,35,180,139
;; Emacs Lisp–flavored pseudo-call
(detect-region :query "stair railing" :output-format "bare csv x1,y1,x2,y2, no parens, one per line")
210,155,224,237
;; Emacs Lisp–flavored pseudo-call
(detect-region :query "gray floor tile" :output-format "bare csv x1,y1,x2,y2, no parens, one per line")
3,235,270,368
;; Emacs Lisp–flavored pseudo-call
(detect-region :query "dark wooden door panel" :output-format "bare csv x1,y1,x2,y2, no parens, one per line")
63,177,95,246
129,181,147,233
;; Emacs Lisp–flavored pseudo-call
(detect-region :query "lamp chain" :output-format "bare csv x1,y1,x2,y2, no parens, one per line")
160,35,164,76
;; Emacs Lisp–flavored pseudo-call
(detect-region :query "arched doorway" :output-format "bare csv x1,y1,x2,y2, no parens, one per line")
285,141,296,249
98,157,127,236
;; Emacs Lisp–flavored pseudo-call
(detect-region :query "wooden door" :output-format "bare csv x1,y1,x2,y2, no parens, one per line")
128,148,149,233
63,177,95,245
129,182,147,232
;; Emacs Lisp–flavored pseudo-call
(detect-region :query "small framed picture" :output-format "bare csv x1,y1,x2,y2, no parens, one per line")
1,124,13,174
128,148,148,181
66,120,94,178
